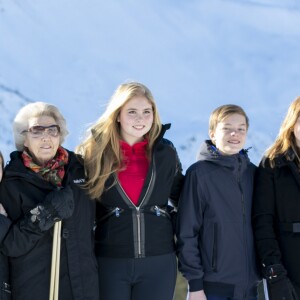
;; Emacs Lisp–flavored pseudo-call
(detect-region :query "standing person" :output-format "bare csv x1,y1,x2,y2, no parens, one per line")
0,102,99,300
0,151,11,299
76,81,184,300
176,104,260,300
252,97,300,299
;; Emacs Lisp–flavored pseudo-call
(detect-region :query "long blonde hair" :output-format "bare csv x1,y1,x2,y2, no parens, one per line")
76,82,162,199
265,96,300,167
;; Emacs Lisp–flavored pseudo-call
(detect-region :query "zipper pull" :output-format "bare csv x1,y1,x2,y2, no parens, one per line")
115,207,120,217
154,206,161,216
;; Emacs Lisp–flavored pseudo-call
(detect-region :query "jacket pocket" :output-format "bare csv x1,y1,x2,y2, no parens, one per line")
211,223,217,272
150,205,177,232
201,222,218,272
96,207,124,224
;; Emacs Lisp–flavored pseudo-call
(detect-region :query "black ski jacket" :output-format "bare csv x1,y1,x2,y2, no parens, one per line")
253,151,300,293
95,124,184,258
176,141,260,299
0,150,99,300
0,215,11,300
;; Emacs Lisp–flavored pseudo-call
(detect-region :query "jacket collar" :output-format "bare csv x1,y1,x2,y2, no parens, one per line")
197,140,251,174
4,149,79,188
152,123,171,147
272,149,300,189
274,148,297,168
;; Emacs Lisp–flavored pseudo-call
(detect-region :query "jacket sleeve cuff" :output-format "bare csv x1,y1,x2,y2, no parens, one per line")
188,279,203,292
262,257,281,267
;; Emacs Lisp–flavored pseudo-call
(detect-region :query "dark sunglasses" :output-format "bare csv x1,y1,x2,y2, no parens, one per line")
22,125,60,138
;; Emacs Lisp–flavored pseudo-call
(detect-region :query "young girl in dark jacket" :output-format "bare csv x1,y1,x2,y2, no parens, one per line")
253,96,300,299
77,81,184,300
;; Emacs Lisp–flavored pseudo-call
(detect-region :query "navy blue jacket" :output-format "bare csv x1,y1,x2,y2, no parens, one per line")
176,141,260,299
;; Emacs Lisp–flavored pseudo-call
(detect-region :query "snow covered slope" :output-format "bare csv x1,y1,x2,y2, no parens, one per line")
1,0,300,169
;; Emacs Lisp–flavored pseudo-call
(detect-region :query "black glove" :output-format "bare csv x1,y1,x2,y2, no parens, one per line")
263,264,298,300
29,186,74,231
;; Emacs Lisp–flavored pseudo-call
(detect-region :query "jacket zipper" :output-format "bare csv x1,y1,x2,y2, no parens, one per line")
237,156,249,298
153,205,171,218
116,168,155,257
97,207,123,223
136,209,141,255
237,157,245,221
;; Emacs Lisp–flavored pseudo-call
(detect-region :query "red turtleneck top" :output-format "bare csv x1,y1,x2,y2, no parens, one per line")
118,140,149,206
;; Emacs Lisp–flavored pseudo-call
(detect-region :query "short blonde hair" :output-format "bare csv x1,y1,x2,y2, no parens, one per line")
209,104,249,134
13,102,69,151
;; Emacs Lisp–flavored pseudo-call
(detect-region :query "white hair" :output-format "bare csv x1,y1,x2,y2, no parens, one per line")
13,102,69,151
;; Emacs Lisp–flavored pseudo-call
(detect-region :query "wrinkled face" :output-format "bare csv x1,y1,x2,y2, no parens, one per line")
293,116,300,148
118,96,154,145
210,113,247,155
24,116,61,165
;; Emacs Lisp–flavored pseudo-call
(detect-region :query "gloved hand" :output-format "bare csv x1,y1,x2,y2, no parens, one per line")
29,186,74,231
262,264,298,300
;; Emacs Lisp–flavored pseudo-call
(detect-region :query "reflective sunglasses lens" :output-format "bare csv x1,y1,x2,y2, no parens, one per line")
29,125,60,137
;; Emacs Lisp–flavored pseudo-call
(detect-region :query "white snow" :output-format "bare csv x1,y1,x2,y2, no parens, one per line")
1,0,300,170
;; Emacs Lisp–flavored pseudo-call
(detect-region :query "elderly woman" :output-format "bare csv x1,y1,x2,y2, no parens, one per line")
0,102,99,300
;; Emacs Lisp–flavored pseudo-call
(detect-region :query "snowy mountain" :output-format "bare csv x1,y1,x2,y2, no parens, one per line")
1,0,300,170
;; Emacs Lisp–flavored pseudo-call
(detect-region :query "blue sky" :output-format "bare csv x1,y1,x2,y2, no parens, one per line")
1,0,300,169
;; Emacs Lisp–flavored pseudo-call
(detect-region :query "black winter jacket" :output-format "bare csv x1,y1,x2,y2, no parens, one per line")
95,124,184,258
0,215,11,300
253,151,300,292
176,141,260,299
0,150,99,300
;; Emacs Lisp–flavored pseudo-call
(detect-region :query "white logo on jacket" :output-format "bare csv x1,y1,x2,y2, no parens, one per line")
73,178,85,184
